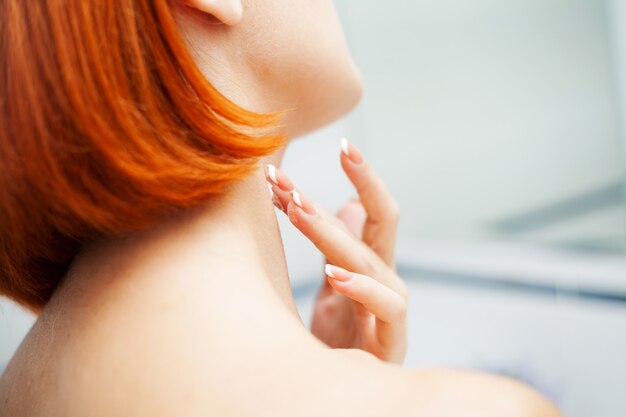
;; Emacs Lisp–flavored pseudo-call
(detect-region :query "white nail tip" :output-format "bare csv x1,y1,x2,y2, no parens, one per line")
341,138,350,156
290,190,303,208
267,182,274,197
267,164,278,185
325,264,335,278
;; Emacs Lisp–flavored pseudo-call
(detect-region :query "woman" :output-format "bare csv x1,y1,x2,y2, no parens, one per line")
0,1,560,416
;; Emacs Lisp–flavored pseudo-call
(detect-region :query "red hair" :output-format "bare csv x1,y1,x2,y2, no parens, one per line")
0,0,283,311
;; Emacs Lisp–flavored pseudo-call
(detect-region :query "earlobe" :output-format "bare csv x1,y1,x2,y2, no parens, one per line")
185,0,243,26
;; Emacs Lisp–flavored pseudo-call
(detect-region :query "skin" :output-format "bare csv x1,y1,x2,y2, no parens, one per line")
0,1,562,416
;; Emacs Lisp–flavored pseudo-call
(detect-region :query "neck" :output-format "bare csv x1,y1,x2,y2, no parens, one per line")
57,151,300,321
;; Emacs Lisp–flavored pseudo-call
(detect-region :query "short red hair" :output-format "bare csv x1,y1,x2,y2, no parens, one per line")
0,0,283,311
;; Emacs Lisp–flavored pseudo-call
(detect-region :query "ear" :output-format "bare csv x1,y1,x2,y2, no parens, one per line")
185,0,244,26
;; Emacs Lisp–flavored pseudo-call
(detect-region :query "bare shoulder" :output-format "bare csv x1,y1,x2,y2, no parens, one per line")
0,290,560,417
404,368,562,417
0,333,561,417
320,350,561,417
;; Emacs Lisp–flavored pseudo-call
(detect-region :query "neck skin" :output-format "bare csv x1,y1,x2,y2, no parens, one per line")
57,150,302,324
209,151,299,317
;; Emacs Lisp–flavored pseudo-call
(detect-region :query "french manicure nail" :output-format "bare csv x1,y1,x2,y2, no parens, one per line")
267,164,278,185
265,164,296,191
325,264,335,278
288,189,317,215
341,137,350,157
325,264,349,281
290,190,303,208
340,137,364,164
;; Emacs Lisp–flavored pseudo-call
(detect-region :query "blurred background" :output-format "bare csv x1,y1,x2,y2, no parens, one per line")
2,1,626,416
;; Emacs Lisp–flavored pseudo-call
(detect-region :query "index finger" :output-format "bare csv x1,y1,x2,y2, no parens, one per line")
340,138,399,265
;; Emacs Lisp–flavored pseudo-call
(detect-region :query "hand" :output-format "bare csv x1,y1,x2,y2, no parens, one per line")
266,139,408,364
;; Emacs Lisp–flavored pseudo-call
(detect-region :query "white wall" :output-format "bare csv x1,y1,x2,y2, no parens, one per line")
334,0,623,241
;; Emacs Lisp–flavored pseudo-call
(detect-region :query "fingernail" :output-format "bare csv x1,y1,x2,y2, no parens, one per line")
290,190,303,208
325,264,349,281
267,164,278,185
267,182,274,197
340,138,364,164
325,264,336,278
289,190,317,215
341,138,350,156
264,164,294,191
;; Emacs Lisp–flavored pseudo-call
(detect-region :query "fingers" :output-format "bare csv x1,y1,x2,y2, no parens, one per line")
266,164,292,213
287,188,407,296
264,163,404,294
266,159,407,363
324,264,406,324
340,138,398,223
266,163,294,192
286,189,387,281
340,139,399,265
266,165,353,233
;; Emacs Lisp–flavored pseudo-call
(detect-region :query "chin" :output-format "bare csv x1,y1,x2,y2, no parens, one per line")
334,56,364,112
343,62,365,114
286,60,364,139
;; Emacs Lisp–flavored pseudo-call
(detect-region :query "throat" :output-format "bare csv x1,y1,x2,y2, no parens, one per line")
212,165,299,317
